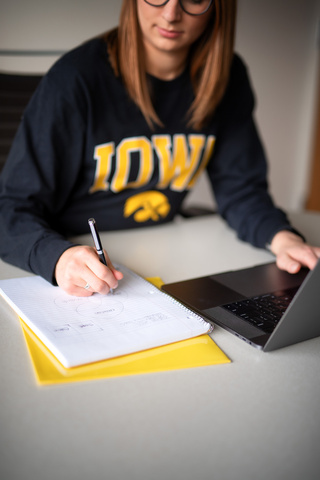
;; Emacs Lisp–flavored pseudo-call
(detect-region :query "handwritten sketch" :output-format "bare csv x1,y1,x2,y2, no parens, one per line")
0,265,210,367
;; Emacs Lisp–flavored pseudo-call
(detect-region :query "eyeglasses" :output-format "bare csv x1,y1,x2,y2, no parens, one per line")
143,0,213,17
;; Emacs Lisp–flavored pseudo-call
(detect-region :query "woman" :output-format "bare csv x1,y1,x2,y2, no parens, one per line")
0,0,319,296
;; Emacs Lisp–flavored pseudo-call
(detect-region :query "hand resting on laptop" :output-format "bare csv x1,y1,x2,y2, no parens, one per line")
270,230,320,274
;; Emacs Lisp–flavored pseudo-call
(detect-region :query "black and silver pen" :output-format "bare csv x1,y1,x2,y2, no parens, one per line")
88,218,113,293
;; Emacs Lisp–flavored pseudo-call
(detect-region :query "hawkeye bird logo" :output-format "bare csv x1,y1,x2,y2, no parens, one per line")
124,191,170,223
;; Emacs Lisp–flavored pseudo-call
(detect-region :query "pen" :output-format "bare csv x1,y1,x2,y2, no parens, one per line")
88,218,113,293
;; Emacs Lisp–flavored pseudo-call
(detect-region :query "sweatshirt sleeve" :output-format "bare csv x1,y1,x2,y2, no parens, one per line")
0,66,87,283
207,55,298,249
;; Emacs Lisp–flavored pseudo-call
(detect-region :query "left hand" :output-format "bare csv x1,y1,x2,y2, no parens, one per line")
270,230,320,273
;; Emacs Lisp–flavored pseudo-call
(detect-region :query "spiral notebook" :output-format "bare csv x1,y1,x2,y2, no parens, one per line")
0,265,212,368
20,320,229,385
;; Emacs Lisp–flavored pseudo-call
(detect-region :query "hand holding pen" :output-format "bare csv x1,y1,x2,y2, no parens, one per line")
54,219,123,297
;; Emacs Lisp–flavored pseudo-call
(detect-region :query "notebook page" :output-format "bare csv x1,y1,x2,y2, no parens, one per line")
0,265,212,367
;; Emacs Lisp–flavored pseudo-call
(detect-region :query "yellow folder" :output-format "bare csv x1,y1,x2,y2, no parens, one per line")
19,277,230,385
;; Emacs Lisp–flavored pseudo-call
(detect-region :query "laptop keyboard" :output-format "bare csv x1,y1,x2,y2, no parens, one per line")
222,286,299,333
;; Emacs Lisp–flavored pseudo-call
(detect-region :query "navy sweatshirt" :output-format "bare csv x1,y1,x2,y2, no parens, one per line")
0,37,295,283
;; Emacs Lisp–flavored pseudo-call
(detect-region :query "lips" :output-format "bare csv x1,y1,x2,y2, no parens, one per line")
157,26,183,39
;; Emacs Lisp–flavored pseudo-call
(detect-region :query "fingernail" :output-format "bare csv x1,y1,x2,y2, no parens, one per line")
290,262,300,272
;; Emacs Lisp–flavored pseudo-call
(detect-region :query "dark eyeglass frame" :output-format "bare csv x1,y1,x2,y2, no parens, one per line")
143,0,213,17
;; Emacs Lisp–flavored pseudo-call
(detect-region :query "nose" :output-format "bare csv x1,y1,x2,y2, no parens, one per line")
161,0,183,22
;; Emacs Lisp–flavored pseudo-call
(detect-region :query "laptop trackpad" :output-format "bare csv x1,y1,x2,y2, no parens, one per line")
162,276,246,310
214,262,307,297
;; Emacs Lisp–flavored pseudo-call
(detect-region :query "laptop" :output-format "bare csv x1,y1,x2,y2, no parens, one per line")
162,260,320,351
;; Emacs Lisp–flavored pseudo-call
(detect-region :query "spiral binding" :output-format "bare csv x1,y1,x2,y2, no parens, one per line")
118,264,213,334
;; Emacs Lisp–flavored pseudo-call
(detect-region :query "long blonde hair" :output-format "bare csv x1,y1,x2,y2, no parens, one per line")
105,0,237,130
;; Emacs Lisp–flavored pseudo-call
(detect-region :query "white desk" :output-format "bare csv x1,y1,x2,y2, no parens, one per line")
1,211,320,480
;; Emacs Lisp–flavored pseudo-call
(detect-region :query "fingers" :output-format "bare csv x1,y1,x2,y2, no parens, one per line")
270,230,320,274
84,253,119,292
102,250,124,282
276,245,320,274
276,254,302,274
55,245,122,296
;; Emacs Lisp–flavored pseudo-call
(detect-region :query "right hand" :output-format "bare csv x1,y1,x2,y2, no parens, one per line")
54,245,123,296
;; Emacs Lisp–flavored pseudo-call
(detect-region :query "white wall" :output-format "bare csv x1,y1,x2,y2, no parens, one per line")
236,0,320,212
1,0,319,212
0,0,121,72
